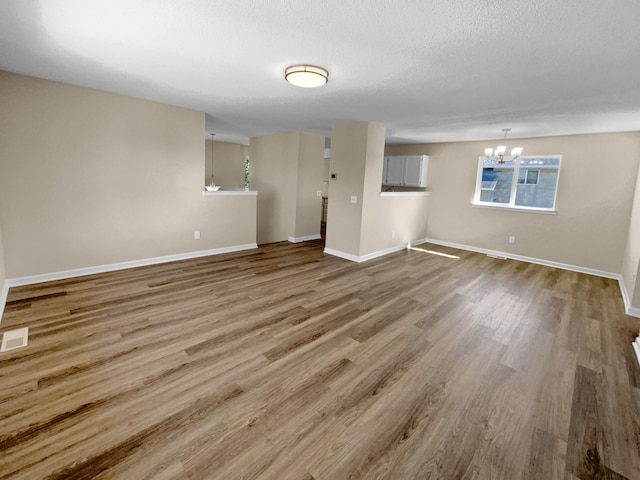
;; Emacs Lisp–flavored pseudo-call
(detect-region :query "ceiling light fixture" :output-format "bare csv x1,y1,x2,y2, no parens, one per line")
285,65,329,88
484,128,523,164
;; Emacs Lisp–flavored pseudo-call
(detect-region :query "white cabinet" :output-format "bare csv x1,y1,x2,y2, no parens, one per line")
383,155,428,187
384,156,405,185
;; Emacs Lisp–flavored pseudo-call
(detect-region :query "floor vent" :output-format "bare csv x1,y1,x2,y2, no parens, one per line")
1,327,29,353
486,254,507,260
633,336,640,367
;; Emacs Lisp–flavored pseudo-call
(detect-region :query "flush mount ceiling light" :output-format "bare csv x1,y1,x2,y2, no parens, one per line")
285,65,329,88
484,128,523,164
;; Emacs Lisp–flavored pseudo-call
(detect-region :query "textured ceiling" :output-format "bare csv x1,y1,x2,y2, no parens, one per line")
1,0,640,145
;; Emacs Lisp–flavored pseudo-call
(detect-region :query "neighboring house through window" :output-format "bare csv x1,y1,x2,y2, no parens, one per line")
474,156,561,212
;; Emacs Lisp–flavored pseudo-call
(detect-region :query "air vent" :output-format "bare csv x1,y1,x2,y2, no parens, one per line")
1,327,29,352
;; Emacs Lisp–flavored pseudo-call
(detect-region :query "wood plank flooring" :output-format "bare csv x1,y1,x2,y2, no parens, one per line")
1,240,639,479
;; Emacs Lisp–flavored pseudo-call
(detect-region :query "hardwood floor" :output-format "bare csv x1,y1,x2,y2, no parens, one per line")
1,241,639,479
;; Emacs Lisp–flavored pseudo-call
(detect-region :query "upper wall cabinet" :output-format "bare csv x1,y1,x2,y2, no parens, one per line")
383,155,428,187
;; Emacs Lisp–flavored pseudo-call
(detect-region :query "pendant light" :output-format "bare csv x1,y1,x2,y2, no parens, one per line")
484,128,523,164
204,133,220,191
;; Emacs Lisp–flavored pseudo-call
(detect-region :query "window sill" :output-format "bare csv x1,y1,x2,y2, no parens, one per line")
379,191,431,197
202,189,257,196
472,202,557,215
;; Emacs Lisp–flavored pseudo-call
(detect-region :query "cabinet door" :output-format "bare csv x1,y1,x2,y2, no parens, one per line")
384,156,405,186
403,155,427,187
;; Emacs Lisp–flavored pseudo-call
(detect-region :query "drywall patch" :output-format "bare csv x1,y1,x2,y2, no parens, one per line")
1,327,28,352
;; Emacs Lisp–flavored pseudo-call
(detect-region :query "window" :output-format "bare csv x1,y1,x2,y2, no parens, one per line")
518,169,539,185
474,156,561,211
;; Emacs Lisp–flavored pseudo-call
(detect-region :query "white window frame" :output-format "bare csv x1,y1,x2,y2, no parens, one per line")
473,155,561,213
518,169,539,185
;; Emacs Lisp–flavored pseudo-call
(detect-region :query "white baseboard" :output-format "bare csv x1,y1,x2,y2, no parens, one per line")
424,237,618,278
323,239,429,263
633,337,640,366
424,237,640,318
323,248,361,262
619,278,640,318
0,243,258,325
5,243,258,289
288,234,322,243
0,281,9,326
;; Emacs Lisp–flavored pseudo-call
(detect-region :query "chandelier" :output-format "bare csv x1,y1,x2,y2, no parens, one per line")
484,128,523,164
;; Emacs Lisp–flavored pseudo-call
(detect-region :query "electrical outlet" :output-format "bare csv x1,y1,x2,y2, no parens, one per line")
194,231,201,240
391,230,395,239
508,236,515,244
350,195,357,204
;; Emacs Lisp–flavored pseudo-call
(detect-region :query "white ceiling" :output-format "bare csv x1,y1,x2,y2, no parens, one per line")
1,0,640,145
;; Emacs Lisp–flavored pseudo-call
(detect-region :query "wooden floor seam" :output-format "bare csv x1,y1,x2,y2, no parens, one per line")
0,240,639,479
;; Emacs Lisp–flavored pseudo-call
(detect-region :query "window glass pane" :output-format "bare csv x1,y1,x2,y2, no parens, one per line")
515,158,559,209
480,159,515,204
526,170,539,184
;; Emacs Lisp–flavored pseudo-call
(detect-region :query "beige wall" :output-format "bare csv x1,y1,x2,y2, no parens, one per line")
0,219,6,287
322,157,330,197
326,122,429,258
0,71,256,279
361,196,430,255
205,139,248,189
387,132,640,274
326,123,369,256
250,132,299,244
295,133,325,239
250,131,324,244
622,161,640,308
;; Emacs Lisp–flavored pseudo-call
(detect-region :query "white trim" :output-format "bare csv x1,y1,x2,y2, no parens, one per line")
202,189,257,196
379,191,431,197
633,337,640,367
0,281,9,326
288,234,322,243
5,243,258,288
620,277,632,313
323,248,361,262
423,237,617,278
411,238,429,247
358,245,407,262
424,237,640,318
619,277,640,318
471,203,557,215
324,240,429,263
